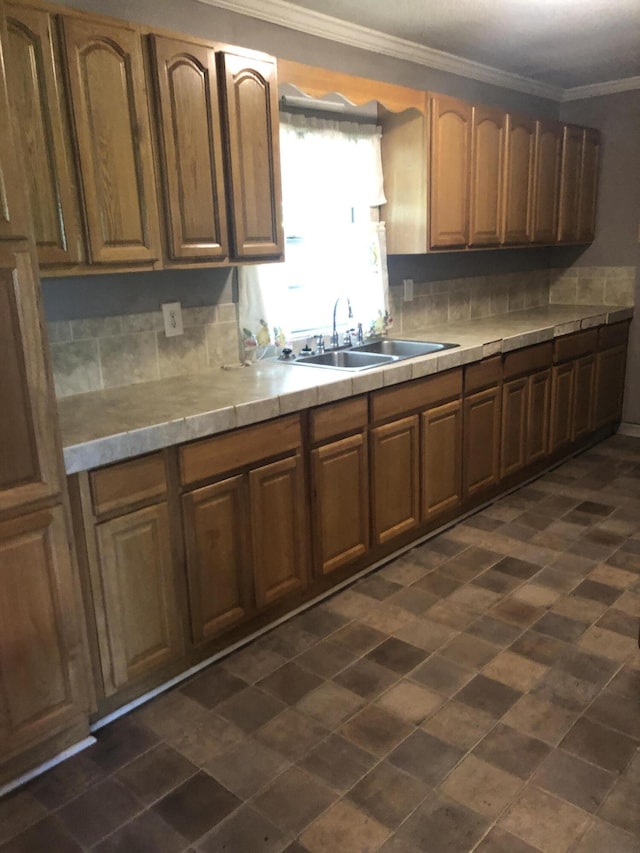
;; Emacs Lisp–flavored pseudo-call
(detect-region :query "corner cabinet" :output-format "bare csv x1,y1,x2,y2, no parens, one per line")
219,49,284,259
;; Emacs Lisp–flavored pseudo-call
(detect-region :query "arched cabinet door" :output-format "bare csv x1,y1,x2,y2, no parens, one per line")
218,50,283,259
557,124,582,243
531,120,562,244
61,15,161,265
150,35,229,263
469,104,505,247
502,113,535,245
430,94,472,248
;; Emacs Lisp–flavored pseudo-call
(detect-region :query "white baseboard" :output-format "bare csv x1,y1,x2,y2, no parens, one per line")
0,736,96,799
618,422,640,438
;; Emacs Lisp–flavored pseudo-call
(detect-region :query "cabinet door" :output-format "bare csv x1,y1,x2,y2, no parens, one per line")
469,105,505,247
61,16,161,264
549,362,575,452
557,125,582,242
219,50,283,259
250,454,308,607
0,16,27,241
150,35,229,262
594,346,627,428
182,476,253,643
577,129,599,243
531,120,561,244
0,507,87,757
371,415,420,544
311,433,369,576
430,95,471,248
501,377,528,478
463,386,501,497
95,503,183,694
572,354,595,440
5,4,84,265
421,399,462,522
0,247,61,514
527,368,551,464
502,114,535,244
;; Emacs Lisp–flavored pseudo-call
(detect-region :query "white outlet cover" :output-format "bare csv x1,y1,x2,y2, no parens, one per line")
162,302,183,337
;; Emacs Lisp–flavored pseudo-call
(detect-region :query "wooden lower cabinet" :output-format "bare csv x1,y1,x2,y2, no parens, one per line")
549,362,575,453
526,369,551,463
501,377,528,477
594,346,627,428
463,386,501,498
0,507,87,761
572,355,596,440
421,400,462,522
371,416,420,544
311,433,369,575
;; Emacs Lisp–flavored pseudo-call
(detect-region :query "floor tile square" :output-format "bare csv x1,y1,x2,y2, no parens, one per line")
298,733,375,791
509,630,569,665
26,751,105,811
365,637,427,674
413,571,461,598
490,598,543,628
257,661,324,705
474,826,540,852
215,686,286,733
152,771,240,843
296,681,364,728
115,743,197,805
473,724,550,779
294,605,350,638
410,654,473,696
295,639,358,678
456,674,522,718
57,778,142,847
198,804,289,853
388,729,464,785
252,766,336,835
222,645,287,683
560,716,638,773
502,694,576,745
0,815,83,853
387,585,439,615
330,622,387,654
499,785,591,853
393,790,489,853
179,667,248,709
347,761,428,830
340,703,413,756
440,753,522,818
392,617,456,652
94,809,187,853
533,611,587,643
572,818,640,853
376,680,444,724
573,579,622,606
532,748,616,812
422,700,496,750
88,717,159,774
482,650,548,692
356,575,403,601
493,556,540,580
467,614,522,646
204,738,289,799
585,691,640,740
333,658,398,700
256,709,330,762
440,632,500,669
299,800,389,853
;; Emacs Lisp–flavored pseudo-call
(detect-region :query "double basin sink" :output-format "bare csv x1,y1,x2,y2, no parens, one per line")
291,338,458,371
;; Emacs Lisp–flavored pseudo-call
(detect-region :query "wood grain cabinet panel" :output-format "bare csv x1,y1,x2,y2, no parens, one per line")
0,507,87,758
370,415,420,544
182,477,253,643
0,247,61,514
594,345,627,428
95,503,183,694
526,368,551,463
61,16,161,264
502,114,535,244
577,128,600,243
0,16,27,241
311,433,369,575
572,354,595,440
5,3,84,265
463,386,501,497
250,455,308,607
500,377,528,477
150,35,229,262
430,95,472,248
219,50,283,259
469,105,505,247
421,399,462,522
557,124,582,243
531,120,561,244
549,361,575,452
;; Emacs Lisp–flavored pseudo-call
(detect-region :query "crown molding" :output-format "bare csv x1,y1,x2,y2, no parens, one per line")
195,0,564,101
562,75,640,101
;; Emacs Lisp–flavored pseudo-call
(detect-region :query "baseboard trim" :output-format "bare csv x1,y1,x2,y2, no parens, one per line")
618,422,640,438
0,736,96,799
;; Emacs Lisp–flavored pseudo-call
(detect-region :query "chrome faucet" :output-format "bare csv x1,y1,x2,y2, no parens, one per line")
330,297,353,349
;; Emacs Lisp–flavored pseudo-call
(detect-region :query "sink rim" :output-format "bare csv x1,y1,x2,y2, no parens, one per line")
350,337,459,356
293,349,398,371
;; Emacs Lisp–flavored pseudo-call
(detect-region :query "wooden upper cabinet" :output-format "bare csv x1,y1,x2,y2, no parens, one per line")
577,128,600,243
149,35,229,263
218,49,283,259
502,114,535,244
469,105,505,247
61,16,161,265
531,120,561,244
557,124,582,243
430,94,472,248
5,3,84,265
0,247,61,514
0,16,27,241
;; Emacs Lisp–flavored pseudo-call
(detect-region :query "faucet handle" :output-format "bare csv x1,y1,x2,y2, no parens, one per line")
356,322,364,344
343,328,355,347
315,334,325,354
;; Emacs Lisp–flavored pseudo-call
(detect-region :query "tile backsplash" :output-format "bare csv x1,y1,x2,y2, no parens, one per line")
549,266,636,306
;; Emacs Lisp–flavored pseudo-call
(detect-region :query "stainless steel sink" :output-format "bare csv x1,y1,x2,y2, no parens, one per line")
294,350,397,371
350,338,458,357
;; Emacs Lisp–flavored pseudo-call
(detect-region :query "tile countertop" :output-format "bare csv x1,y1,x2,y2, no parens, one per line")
57,304,634,474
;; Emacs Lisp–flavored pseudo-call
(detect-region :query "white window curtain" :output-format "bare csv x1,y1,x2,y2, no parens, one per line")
238,111,391,359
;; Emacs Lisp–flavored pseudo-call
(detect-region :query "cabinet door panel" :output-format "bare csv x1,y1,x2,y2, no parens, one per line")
502,115,535,244
594,346,627,428
463,386,501,497
527,369,551,464
532,120,561,243
0,507,86,755
572,354,595,440
421,400,462,522
5,4,84,265
311,433,369,575
219,50,283,258
371,415,420,544
182,476,253,643
62,16,160,264
430,95,471,248
96,503,183,693
501,377,528,478
557,125,582,243
0,248,60,513
577,129,599,243
250,455,307,607
549,362,575,452
151,35,228,262
0,21,27,241
469,105,504,247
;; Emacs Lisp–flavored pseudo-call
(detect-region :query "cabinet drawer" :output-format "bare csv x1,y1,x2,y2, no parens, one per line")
371,369,462,423
599,321,629,351
180,414,302,486
503,342,552,380
310,396,368,443
90,453,167,516
553,329,597,363
464,357,501,394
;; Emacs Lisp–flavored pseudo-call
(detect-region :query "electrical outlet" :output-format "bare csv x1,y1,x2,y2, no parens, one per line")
403,278,414,302
162,302,183,337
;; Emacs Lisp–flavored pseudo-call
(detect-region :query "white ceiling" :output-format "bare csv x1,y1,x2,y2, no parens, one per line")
198,0,640,99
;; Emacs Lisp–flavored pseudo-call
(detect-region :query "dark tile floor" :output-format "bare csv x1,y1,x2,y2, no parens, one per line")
2,434,640,852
